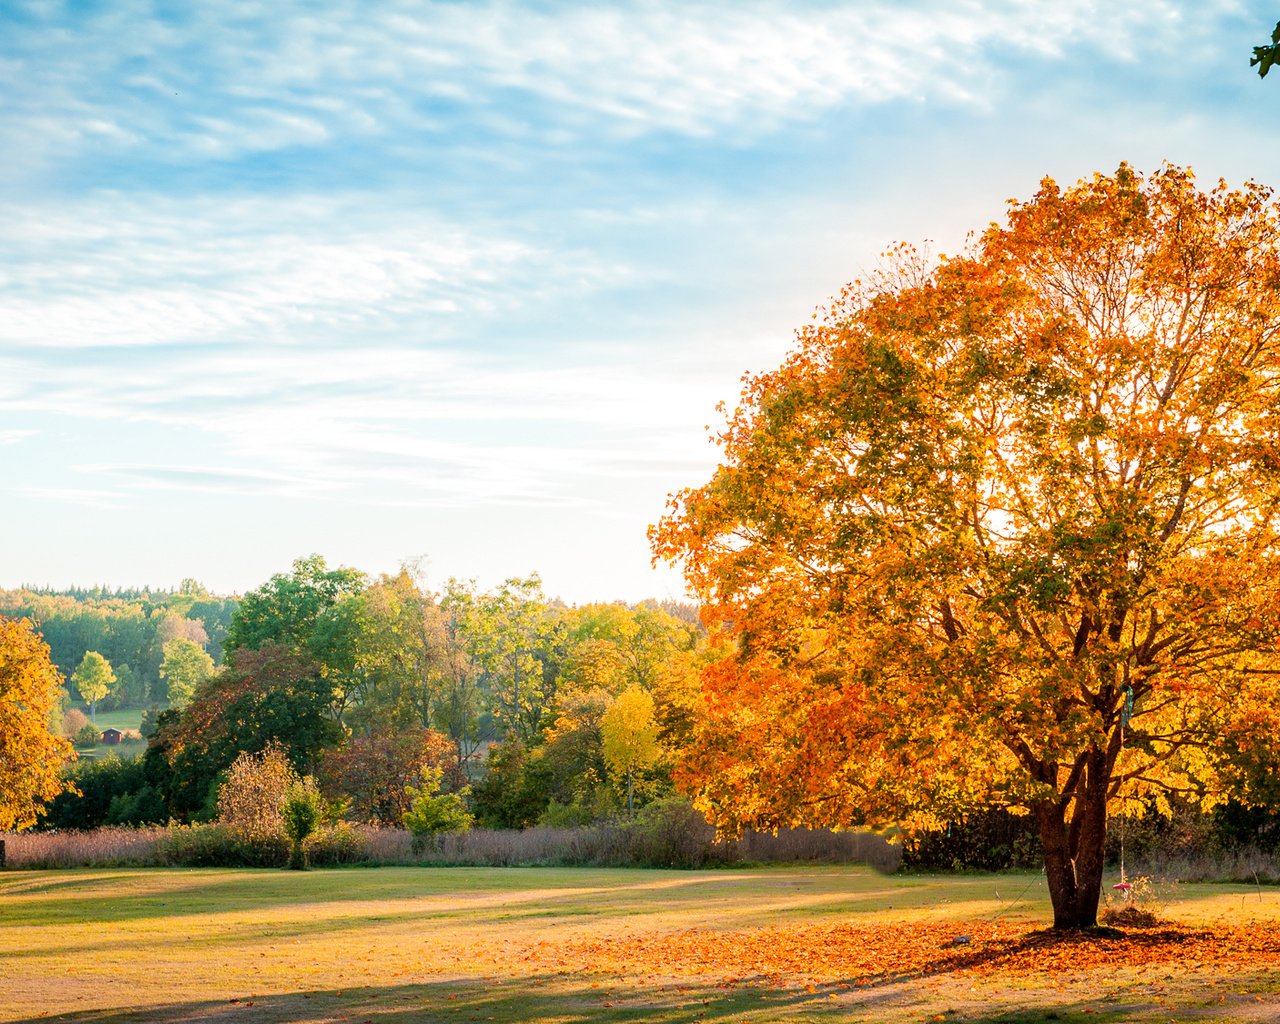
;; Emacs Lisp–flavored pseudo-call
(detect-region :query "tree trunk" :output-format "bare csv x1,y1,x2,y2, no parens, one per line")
1035,748,1110,930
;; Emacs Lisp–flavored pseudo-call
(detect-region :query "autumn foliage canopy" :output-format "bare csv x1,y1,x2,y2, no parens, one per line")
653,165,1280,928
0,616,73,831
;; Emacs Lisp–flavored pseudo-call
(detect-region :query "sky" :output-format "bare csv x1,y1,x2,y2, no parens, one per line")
1,0,1277,604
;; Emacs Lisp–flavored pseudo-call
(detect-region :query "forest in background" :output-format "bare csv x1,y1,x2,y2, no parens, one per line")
0,580,237,714
16,555,711,837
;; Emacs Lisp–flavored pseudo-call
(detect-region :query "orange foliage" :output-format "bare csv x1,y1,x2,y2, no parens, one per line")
652,164,1280,928
532,921,1280,988
0,616,74,830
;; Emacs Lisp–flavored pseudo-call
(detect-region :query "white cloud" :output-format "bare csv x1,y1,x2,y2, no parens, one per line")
0,195,604,348
0,0,1234,165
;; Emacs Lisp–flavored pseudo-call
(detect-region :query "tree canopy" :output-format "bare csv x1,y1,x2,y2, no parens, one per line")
223,554,365,659
72,651,116,721
160,638,216,709
653,164,1280,929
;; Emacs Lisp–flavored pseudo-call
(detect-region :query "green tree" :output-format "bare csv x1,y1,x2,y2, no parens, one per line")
310,568,448,732
160,638,215,709
403,766,474,853
436,580,487,773
468,576,555,741
223,555,365,660
470,737,553,829
72,650,116,722
282,778,324,870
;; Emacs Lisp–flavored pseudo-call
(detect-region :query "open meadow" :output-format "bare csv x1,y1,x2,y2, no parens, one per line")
3,865,1280,1024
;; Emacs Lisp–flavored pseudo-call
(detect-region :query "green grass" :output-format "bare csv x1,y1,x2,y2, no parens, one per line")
1,866,1277,1023
70,706,148,760
78,707,145,733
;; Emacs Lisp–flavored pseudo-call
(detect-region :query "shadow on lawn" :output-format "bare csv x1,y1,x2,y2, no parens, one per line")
1,974,1155,1024
921,926,1216,979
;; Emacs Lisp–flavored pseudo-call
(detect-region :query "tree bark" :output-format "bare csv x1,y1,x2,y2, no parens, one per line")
1034,747,1110,929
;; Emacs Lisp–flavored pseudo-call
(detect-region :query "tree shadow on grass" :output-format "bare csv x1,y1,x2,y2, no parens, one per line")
6,976,811,1024
4,971,1234,1024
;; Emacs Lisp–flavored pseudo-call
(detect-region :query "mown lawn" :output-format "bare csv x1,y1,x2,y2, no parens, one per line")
2,865,1278,1023
78,708,144,734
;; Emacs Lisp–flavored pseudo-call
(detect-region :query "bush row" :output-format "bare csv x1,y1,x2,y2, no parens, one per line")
3,800,901,871
901,800,1280,875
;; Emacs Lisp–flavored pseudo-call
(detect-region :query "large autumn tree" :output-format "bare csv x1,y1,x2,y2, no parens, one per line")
653,165,1280,930
0,616,74,830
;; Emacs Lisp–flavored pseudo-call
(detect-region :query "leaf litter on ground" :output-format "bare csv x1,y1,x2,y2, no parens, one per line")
520,920,1280,991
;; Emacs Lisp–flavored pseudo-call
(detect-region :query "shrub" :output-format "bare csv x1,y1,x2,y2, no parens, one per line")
106,785,168,827
217,743,295,842
62,708,91,739
74,722,101,748
733,828,902,872
625,797,716,868
470,739,553,829
40,754,153,831
157,823,289,867
308,823,371,866
538,799,597,828
901,809,1040,871
282,779,324,869
403,768,474,853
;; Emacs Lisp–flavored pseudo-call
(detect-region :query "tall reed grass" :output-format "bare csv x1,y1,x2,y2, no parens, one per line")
2,826,168,869
2,821,901,871
9,822,1275,880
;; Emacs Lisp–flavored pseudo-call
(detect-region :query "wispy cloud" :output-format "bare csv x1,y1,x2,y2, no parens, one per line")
0,195,606,349
0,0,1260,600
0,0,1233,172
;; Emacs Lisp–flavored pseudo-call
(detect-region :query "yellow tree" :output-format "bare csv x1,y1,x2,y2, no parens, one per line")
72,650,116,723
601,685,661,815
653,165,1280,929
0,617,74,830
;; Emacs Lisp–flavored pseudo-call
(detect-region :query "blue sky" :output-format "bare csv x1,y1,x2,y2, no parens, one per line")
1,0,1276,602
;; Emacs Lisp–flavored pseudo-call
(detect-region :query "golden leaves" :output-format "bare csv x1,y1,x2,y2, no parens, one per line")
529,920,1280,989
650,164,1280,856
0,616,74,831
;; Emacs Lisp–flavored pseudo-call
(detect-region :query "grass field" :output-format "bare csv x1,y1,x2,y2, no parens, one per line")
69,707,147,761
76,708,145,733
3,865,1279,1024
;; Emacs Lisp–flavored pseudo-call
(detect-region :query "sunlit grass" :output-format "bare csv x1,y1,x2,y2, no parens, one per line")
2,866,1278,1023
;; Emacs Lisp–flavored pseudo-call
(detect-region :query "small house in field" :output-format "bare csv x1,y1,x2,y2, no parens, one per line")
101,728,123,746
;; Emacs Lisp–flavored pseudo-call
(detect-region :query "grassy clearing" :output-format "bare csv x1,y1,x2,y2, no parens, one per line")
79,708,144,733
2,866,1278,1023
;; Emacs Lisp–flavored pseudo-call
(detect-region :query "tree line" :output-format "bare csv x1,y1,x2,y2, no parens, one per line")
0,580,236,716
21,555,707,833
